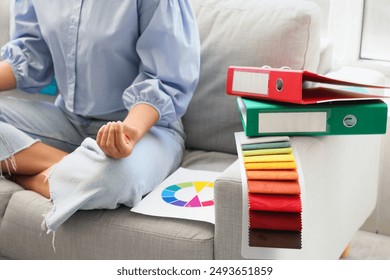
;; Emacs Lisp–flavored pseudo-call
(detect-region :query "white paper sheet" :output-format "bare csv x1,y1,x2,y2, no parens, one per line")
130,167,221,224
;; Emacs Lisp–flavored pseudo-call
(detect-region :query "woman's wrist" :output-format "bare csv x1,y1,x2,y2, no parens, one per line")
0,61,17,91
123,103,159,143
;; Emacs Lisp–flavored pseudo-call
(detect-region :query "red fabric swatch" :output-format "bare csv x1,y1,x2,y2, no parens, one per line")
249,193,301,213
249,210,301,231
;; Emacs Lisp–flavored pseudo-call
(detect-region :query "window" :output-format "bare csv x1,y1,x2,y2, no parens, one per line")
360,0,390,62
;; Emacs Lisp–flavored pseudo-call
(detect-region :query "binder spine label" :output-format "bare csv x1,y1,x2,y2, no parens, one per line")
258,112,328,133
232,70,269,95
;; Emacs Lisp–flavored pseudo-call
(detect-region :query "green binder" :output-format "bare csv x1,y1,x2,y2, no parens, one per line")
237,97,388,137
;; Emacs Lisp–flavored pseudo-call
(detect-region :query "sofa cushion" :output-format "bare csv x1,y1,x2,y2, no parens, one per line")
0,190,214,259
0,149,234,260
0,180,22,221
183,0,322,154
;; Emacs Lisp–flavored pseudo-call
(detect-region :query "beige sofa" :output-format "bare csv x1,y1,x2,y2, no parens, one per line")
0,0,387,259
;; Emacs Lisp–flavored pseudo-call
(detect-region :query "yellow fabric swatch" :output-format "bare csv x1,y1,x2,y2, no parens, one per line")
242,147,293,157
245,161,297,170
244,154,295,163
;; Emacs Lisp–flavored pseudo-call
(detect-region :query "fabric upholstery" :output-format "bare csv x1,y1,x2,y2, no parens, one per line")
0,180,22,219
213,161,244,259
0,190,214,260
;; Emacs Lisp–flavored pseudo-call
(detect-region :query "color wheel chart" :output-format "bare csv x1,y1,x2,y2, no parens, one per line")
161,181,214,208
130,168,220,224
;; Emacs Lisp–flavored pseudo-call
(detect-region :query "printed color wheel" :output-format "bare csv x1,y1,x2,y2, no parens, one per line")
161,181,214,207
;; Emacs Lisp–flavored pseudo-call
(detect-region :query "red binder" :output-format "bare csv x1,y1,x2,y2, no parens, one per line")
226,66,389,104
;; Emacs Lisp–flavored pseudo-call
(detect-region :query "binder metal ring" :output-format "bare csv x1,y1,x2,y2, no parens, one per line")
276,78,284,92
343,114,357,128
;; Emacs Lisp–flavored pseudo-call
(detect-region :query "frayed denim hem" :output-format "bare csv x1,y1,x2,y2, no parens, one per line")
0,122,39,178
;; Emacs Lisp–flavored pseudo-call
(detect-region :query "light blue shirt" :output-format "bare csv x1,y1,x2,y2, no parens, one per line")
1,0,200,126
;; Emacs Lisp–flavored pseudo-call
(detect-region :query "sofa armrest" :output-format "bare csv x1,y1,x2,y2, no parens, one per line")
325,66,389,235
214,160,245,260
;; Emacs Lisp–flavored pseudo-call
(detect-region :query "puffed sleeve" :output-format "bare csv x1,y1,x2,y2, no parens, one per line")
0,0,54,93
122,0,200,126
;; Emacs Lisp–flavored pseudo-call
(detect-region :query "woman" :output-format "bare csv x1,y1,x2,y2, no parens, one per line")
0,0,200,231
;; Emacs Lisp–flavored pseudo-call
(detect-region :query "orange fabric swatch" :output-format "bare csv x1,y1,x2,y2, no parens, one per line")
248,180,300,194
246,169,299,181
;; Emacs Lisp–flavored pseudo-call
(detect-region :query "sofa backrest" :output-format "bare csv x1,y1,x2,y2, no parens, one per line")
0,0,10,48
183,0,322,154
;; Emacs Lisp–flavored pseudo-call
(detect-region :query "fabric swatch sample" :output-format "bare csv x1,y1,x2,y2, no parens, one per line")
242,147,293,157
248,180,300,195
245,161,296,170
243,153,295,163
249,210,301,231
241,141,291,150
249,193,301,213
249,229,302,249
246,169,299,180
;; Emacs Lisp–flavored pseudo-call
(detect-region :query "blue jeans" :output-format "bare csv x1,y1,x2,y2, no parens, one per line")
0,96,184,231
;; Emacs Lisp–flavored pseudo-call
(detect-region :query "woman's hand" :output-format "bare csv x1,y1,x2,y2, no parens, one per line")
96,103,159,159
96,121,138,159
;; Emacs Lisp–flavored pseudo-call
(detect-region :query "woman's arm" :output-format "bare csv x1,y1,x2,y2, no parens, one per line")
97,1,200,159
1,0,54,93
123,0,200,126
96,103,159,159
0,61,17,91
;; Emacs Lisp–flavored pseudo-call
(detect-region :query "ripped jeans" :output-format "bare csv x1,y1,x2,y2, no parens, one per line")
0,96,185,232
